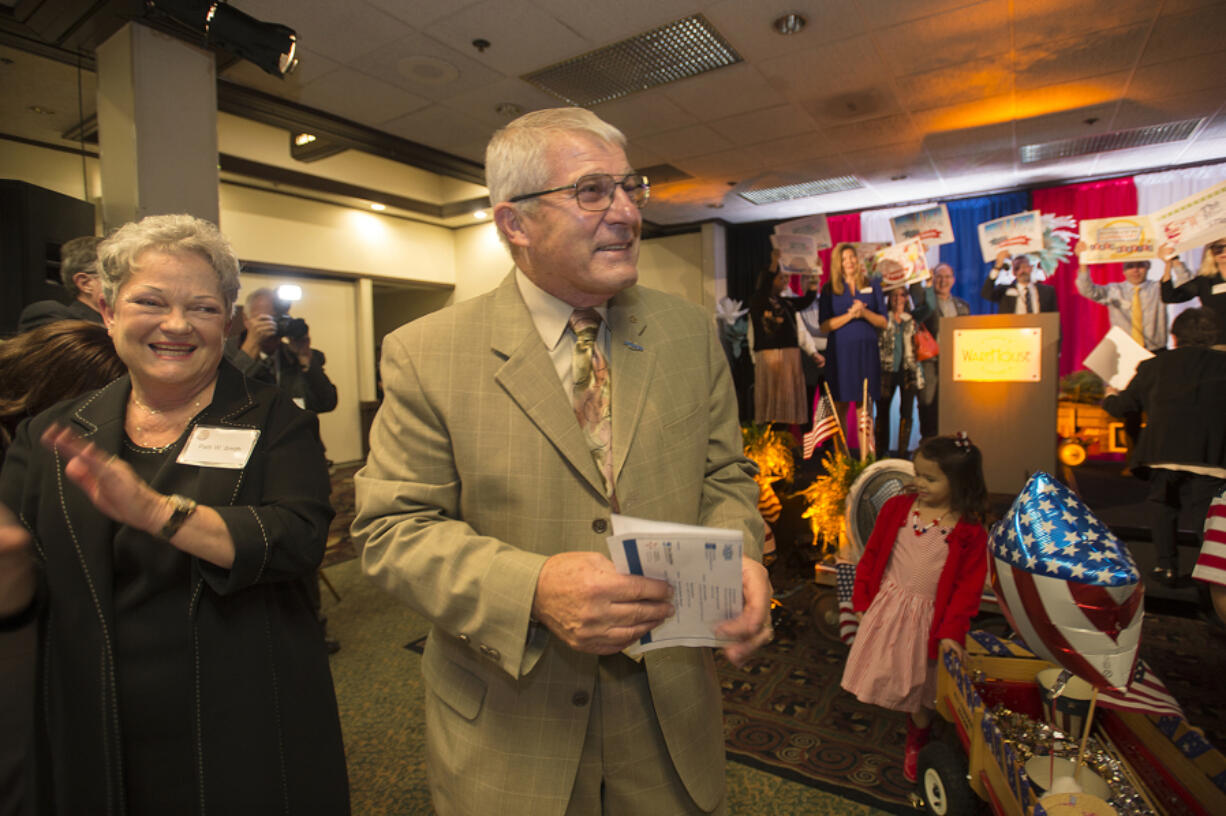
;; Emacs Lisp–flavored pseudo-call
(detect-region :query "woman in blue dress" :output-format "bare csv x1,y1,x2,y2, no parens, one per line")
819,242,887,425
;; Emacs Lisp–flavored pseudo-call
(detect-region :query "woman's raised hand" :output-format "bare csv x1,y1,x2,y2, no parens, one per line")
40,423,165,533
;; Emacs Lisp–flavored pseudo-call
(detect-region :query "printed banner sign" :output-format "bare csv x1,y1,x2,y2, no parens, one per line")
978,210,1044,263
890,203,954,247
1078,216,1158,263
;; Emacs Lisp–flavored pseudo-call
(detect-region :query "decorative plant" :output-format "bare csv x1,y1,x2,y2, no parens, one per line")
741,423,795,523
1059,370,1106,404
793,448,873,560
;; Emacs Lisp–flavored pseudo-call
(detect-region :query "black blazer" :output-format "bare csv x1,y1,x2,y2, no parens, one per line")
1103,346,1226,475
0,359,349,814
980,278,1058,313
16,298,104,333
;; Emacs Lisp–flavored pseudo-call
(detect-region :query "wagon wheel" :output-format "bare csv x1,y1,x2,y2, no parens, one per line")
1058,440,1087,467
810,586,843,645
917,742,978,816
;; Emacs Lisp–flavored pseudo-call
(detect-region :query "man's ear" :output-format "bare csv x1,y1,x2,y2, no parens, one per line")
494,202,531,249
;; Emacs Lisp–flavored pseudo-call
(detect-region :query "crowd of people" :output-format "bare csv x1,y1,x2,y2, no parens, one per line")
0,104,1223,814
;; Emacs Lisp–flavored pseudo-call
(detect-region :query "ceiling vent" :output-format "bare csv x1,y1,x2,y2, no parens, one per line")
522,15,740,107
1020,118,1203,164
738,175,864,205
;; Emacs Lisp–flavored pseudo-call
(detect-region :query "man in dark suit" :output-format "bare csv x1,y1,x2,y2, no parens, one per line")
981,251,1057,314
1103,308,1226,586
16,236,105,332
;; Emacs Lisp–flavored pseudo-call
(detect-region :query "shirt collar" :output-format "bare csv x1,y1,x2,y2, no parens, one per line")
515,267,608,350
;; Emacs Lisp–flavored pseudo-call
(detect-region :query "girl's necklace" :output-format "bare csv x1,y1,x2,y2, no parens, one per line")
911,509,951,536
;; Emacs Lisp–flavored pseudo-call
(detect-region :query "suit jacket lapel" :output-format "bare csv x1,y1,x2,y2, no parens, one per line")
607,287,656,487
490,274,608,498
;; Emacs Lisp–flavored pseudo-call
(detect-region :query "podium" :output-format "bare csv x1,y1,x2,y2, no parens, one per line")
939,313,1061,495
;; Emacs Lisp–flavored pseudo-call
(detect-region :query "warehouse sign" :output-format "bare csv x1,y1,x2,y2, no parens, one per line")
953,328,1042,382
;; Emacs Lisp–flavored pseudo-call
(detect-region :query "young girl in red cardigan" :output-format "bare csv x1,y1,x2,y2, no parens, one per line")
841,433,989,782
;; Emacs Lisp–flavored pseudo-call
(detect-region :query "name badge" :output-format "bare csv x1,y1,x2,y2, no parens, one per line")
1213,282,1226,295
178,426,260,470
292,397,306,410
1005,287,1018,296
858,287,873,294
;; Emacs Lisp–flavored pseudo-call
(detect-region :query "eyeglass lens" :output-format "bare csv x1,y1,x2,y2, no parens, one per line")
1211,243,1226,254
575,174,648,210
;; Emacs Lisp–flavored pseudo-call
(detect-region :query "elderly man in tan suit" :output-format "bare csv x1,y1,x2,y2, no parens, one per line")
352,108,770,814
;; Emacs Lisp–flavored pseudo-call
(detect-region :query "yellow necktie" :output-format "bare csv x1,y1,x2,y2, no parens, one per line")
1130,286,1144,345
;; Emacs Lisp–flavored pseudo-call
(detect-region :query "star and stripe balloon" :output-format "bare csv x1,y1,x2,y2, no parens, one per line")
989,472,1143,692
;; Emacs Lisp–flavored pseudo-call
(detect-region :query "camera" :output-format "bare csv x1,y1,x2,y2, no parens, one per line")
273,298,309,340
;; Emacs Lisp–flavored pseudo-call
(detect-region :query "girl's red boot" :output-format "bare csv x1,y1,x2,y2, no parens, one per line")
903,721,932,782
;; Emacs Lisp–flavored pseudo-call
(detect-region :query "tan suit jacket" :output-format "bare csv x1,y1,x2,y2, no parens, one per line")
352,273,763,814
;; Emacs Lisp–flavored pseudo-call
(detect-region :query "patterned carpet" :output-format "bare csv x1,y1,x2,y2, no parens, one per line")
322,461,361,569
717,579,914,813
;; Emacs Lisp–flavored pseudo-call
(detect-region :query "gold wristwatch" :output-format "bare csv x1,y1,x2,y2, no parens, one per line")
159,494,198,540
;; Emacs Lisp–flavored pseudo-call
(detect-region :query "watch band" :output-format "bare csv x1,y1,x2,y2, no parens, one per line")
159,494,198,540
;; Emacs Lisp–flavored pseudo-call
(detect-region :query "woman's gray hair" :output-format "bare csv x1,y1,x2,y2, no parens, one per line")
485,107,628,207
97,214,241,315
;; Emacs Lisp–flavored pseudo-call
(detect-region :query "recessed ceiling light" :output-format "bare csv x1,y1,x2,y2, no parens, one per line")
398,55,460,85
773,14,806,35
370,203,386,211
473,210,487,219
28,105,55,115
294,132,317,146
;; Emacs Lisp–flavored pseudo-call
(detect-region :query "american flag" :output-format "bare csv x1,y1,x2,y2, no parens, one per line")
856,403,875,460
1192,489,1226,587
803,392,839,459
1098,659,1183,718
835,561,859,646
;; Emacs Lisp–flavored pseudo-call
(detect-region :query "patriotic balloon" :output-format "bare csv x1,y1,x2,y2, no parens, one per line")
989,472,1142,692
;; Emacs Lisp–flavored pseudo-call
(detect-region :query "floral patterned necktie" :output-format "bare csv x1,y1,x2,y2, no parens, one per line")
568,308,615,505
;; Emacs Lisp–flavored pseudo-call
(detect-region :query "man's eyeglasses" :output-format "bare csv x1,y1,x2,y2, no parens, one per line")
1210,243,1226,255
509,173,650,211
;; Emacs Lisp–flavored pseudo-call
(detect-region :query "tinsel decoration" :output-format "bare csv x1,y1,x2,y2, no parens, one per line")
716,297,750,360
742,423,795,525
1035,213,1079,278
794,448,873,559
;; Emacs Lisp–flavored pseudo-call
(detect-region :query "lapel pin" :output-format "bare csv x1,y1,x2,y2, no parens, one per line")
623,341,643,352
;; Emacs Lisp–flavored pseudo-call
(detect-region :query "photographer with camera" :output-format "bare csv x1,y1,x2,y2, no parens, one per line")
227,287,338,414
227,287,340,652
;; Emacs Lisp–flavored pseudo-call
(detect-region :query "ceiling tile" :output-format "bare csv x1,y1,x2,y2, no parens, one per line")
634,124,734,161
930,147,1015,177
528,0,705,45
1141,4,1226,65
855,0,989,26
1012,0,1156,50
707,104,818,146
661,63,787,120
671,147,767,182
1014,23,1148,90
1,44,98,146
895,58,1013,113
439,77,563,128
1111,91,1225,131
803,86,904,128
1012,101,1121,145
380,104,493,163
299,68,431,127
591,92,698,138
1129,53,1226,99
363,0,484,28
623,142,667,172
235,0,413,64
424,0,591,75
756,35,888,104
748,131,841,166
1012,74,1129,124
907,95,1017,147
348,31,507,102
822,114,919,153
871,0,1010,76
219,46,341,102
703,0,868,61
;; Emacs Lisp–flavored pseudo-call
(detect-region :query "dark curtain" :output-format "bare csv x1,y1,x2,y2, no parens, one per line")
726,221,778,304
939,191,1033,316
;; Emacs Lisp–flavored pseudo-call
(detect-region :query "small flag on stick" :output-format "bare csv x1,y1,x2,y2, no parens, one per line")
803,391,839,459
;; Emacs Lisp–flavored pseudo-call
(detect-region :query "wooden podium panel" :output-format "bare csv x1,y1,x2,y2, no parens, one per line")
939,313,1061,496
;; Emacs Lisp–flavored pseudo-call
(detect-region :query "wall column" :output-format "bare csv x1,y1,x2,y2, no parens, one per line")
96,23,220,230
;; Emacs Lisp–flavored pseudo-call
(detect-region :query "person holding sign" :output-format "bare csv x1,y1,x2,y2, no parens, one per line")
819,242,887,427
1074,240,1167,352
982,250,1057,313
749,249,822,425
1160,237,1226,344
0,215,349,813
874,284,925,457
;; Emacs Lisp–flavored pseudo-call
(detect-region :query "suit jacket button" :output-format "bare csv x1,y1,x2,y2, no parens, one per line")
457,633,470,644
572,691,589,707
591,519,608,534
480,645,500,661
